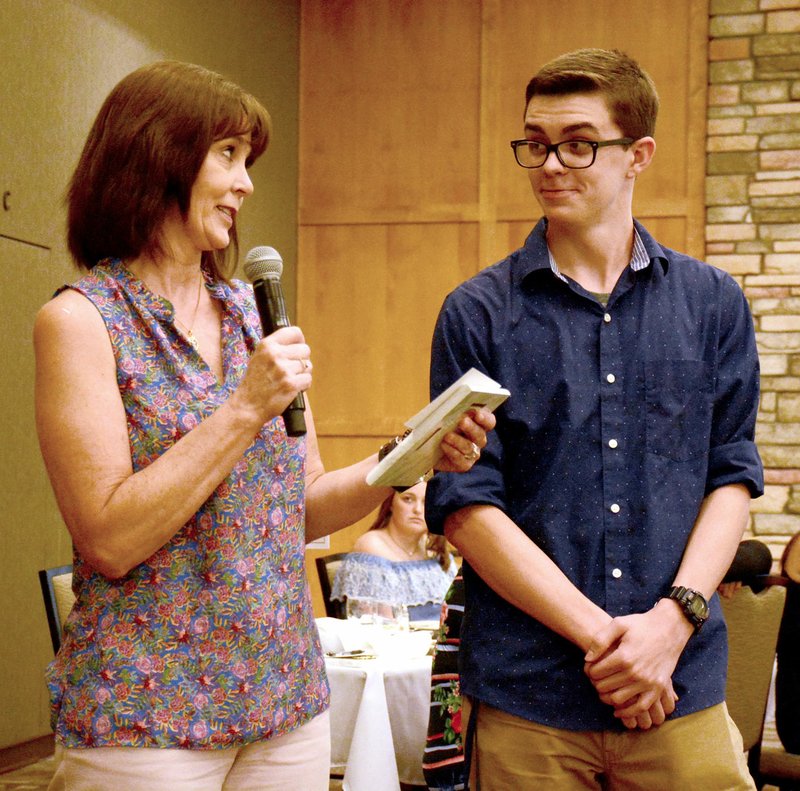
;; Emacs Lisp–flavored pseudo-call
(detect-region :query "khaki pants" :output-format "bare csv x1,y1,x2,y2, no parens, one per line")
464,700,755,791
48,710,331,791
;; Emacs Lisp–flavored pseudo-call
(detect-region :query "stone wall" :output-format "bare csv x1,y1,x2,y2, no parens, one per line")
707,0,800,568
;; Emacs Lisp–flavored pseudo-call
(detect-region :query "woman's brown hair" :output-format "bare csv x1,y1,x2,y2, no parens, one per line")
67,61,271,280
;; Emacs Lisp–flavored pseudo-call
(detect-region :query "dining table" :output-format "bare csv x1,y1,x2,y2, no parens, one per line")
317,618,437,791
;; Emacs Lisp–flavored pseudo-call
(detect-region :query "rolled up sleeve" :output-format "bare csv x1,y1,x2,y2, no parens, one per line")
426,290,509,536
705,278,763,497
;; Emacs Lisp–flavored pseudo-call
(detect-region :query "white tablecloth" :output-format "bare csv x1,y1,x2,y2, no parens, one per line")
326,653,433,790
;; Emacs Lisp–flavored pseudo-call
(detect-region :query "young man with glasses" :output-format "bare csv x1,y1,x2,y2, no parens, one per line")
425,48,762,790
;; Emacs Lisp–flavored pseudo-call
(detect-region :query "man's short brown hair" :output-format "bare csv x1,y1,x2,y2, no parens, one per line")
525,48,659,140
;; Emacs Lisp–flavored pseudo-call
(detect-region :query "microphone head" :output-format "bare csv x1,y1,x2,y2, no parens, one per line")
244,246,283,283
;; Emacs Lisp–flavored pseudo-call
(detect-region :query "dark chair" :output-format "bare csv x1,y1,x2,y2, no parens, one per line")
743,577,800,790
38,564,75,654
315,553,348,619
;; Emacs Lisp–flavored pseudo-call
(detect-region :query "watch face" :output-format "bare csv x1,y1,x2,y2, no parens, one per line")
689,594,709,619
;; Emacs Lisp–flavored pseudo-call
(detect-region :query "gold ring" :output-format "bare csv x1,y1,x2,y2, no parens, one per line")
464,442,480,461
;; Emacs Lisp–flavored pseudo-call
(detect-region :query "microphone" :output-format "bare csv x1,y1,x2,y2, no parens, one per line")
244,246,307,437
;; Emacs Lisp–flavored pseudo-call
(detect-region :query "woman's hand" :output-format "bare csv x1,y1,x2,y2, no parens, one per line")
304,408,496,542
229,326,312,428
435,408,496,473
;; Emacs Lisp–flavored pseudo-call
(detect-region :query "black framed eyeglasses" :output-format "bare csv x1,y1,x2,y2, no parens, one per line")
510,137,635,169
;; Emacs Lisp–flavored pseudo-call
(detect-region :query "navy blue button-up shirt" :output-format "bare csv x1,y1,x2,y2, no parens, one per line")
426,218,763,731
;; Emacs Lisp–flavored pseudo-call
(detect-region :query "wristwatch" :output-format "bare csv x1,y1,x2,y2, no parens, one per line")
665,586,709,631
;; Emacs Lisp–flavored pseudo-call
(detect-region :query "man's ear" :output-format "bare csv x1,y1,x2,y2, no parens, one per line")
627,136,656,177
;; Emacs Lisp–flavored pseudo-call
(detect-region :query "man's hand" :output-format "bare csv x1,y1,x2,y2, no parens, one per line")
583,601,693,729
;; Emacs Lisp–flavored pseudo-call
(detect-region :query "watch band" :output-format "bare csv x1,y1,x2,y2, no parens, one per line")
665,585,709,632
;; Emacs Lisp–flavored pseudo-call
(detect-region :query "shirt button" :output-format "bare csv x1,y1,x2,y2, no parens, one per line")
610,503,621,514
608,438,618,449
606,373,616,383
603,313,612,323
612,568,623,579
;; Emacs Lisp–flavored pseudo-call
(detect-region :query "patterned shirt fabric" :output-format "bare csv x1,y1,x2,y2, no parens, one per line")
46,258,328,749
330,552,456,621
426,218,764,731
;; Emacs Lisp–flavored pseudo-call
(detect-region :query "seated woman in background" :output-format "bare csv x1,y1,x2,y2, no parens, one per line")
331,481,456,622
776,532,800,755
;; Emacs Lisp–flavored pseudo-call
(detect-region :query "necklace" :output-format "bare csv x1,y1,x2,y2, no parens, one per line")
385,528,421,558
174,277,203,351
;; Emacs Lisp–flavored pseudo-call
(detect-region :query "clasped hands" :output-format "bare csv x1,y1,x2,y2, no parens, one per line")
583,603,692,730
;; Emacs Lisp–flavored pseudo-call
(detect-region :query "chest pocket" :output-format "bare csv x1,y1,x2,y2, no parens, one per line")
644,359,713,462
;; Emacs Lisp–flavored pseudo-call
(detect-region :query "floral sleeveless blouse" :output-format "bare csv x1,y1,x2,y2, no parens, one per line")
46,259,329,749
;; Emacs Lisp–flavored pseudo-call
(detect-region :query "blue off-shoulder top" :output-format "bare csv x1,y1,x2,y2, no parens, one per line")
331,552,457,622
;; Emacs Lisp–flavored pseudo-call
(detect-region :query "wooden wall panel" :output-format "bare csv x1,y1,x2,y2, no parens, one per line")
298,222,478,435
299,0,482,224
299,0,708,616
485,0,707,258
487,0,695,206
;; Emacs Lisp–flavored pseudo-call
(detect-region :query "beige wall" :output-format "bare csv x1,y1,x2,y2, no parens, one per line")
0,0,299,751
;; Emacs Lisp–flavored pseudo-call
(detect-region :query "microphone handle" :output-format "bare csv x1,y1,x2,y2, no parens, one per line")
253,278,307,437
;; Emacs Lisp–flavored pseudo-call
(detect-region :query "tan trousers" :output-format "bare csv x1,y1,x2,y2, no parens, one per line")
48,710,330,791
464,700,755,791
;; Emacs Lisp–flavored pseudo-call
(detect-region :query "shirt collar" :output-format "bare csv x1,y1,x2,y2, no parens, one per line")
514,218,669,287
